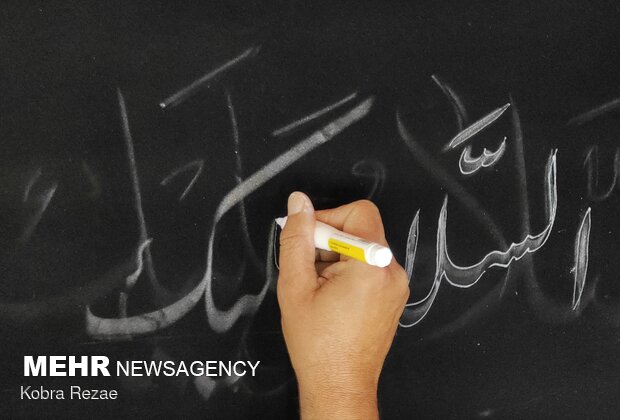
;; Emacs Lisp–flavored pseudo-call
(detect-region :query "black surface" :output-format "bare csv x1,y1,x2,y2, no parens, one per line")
1,1,620,418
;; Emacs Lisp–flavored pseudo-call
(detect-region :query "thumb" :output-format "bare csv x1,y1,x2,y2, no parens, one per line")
278,192,317,297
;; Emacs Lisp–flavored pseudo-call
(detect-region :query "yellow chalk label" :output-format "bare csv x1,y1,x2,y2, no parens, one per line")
328,238,367,263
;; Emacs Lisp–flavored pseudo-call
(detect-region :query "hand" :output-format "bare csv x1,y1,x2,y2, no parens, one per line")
277,192,409,420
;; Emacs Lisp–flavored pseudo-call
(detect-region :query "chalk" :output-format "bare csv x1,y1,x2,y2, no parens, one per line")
275,217,393,268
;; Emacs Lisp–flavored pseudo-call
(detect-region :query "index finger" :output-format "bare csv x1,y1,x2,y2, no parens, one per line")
315,199,387,246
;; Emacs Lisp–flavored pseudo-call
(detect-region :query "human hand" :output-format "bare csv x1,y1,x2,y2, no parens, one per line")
277,192,409,420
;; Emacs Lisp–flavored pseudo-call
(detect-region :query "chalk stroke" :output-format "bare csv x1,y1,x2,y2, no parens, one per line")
351,159,386,199
404,210,420,282
194,376,217,400
118,239,152,318
430,79,512,318
205,98,374,333
195,373,244,400
400,210,441,328
203,323,290,400
147,346,238,400
19,181,58,245
0,238,151,328
152,347,192,395
159,46,260,109
572,208,591,310
431,74,469,130
510,96,534,255
458,138,507,175
400,151,556,327
444,103,510,151
203,228,270,333
400,211,444,327
192,335,248,399
397,110,510,327
271,92,358,138
583,145,620,202
267,222,279,291
118,292,129,319
507,98,575,323
86,245,204,339
443,151,557,288
508,95,535,300
86,98,374,337
432,80,505,356
160,160,204,201
118,89,160,294
81,161,102,200
226,89,243,178
225,89,263,272
23,167,42,202
424,269,511,340
396,110,507,246
567,96,620,126
20,166,58,244
215,98,373,220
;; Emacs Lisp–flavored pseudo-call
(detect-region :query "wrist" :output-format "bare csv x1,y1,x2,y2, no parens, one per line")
298,376,379,420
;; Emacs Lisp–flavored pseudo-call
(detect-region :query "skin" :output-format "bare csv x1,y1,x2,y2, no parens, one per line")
277,191,409,420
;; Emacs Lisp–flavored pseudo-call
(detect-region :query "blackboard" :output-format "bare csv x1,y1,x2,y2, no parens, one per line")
2,1,620,418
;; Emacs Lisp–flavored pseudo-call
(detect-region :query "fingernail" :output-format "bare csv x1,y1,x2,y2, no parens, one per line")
287,192,313,215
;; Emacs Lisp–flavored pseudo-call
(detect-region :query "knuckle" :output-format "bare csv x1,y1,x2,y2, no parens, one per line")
352,200,383,231
378,266,392,281
392,265,410,299
368,266,390,288
354,199,380,216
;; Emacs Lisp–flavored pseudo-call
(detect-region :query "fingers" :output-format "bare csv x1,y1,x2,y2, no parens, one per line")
278,196,391,302
315,200,387,246
278,192,318,298
315,261,334,277
315,248,340,262
321,259,385,284
321,258,410,306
